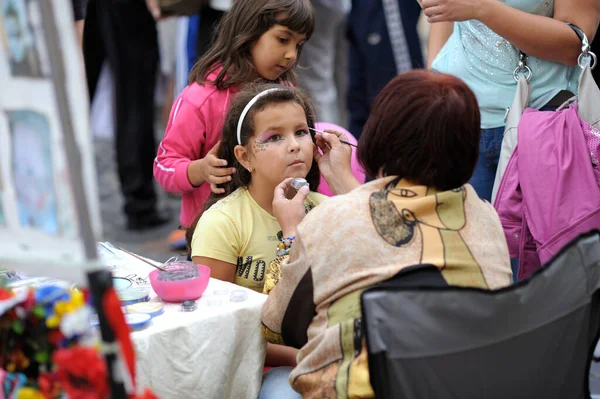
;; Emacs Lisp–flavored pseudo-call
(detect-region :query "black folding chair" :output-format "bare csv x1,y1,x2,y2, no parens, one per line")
362,230,600,399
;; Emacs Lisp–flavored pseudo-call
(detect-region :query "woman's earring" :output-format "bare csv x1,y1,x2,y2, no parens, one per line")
247,166,253,173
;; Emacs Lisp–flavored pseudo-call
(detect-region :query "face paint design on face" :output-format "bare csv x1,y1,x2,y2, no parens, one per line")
255,128,310,143
245,101,315,186
254,131,280,146
253,141,268,153
252,127,312,155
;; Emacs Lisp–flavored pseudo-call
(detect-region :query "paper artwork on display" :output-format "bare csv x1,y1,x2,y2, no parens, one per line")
0,0,102,283
0,162,4,226
8,110,59,234
0,0,49,78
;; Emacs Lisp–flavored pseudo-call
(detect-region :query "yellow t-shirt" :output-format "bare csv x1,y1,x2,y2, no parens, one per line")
191,187,326,293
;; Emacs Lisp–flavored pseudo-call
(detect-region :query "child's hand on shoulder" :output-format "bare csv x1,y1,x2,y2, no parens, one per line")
187,141,236,194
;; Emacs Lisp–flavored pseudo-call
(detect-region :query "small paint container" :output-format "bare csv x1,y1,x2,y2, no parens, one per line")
125,313,152,330
286,178,309,199
206,299,223,307
118,287,150,306
181,300,198,312
125,302,165,318
91,312,151,330
230,290,248,303
290,178,309,191
214,287,229,296
113,277,133,291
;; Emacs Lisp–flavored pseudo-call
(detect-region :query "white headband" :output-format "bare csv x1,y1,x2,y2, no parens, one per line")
236,88,285,145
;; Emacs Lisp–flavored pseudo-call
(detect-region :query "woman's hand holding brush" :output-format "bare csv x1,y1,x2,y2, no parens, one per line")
311,128,360,195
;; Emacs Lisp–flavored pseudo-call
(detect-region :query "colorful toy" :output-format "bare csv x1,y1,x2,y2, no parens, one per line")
0,284,139,399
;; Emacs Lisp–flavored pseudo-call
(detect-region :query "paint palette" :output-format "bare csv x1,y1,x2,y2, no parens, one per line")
118,287,150,306
112,277,132,291
125,302,164,318
90,313,152,331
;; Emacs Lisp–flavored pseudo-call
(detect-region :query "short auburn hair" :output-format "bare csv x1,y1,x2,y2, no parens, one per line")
357,70,481,191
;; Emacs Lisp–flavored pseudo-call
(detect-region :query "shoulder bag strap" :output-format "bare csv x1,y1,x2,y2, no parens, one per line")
566,23,600,126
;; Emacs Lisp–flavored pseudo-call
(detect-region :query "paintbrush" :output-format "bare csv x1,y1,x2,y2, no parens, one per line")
308,127,358,148
118,247,168,272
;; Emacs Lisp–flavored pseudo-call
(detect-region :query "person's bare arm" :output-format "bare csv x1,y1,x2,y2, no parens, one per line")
145,0,162,19
75,20,85,49
192,256,236,282
480,0,599,65
427,22,454,68
265,343,298,367
423,0,600,66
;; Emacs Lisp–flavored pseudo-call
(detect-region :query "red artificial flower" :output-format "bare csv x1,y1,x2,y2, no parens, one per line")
81,288,91,304
23,289,37,311
39,372,62,399
6,348,30,372
131,389,159,399
0,288,13,300
53,346,109,399
47,330,64,347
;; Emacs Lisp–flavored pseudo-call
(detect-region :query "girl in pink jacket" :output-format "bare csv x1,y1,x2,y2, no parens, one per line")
154,0,315,228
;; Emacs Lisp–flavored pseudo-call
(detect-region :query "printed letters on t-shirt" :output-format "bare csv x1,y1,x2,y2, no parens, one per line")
236,256,266,282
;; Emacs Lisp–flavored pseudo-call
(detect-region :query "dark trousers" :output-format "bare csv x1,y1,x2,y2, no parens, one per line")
83,0,159,220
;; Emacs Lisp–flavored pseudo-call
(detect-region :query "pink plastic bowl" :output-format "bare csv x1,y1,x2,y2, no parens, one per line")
148,265,211,303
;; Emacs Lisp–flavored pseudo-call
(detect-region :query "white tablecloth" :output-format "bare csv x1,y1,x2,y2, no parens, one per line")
110,252,268,399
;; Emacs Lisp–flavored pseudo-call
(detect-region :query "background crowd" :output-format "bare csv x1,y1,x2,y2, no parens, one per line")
62,0,600,396
79,0,429,258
